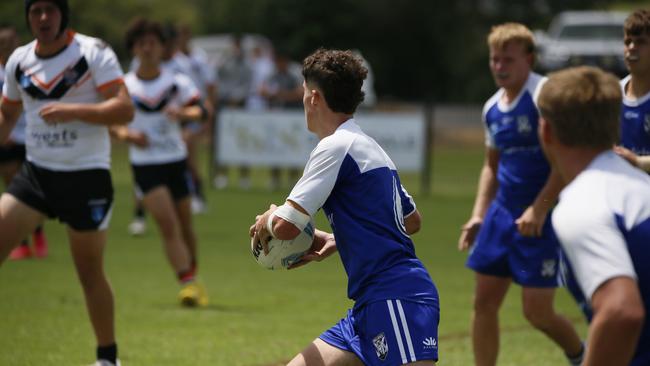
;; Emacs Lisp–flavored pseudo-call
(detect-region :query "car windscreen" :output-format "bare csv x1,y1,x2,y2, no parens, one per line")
558,24,623,40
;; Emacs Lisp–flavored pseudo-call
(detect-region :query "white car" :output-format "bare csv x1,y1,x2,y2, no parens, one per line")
536,11,628,76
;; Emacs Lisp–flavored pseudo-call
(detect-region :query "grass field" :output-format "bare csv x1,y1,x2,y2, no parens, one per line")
0,142,587,365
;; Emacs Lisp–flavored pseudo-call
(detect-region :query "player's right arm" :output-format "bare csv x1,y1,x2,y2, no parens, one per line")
40,40,134,126
458,146,499,250
109,125,148,148
39,82,134,126
0,98,23,144
252,200,308,248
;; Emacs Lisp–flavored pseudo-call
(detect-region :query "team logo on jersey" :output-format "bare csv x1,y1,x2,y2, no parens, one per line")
517,115,532,135
88,199,108,223
541,259,557,278
501,116,514,125
63,67,80,87
644,114,650,134
20,73,32,89
372,332,389,361
422,337,438,350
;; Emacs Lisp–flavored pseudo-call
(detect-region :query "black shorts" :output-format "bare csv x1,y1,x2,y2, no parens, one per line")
132,159,191,201
7,161,114,231
0,144,26,163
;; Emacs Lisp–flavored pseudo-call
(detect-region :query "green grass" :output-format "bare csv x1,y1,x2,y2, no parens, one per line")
0,143,587,365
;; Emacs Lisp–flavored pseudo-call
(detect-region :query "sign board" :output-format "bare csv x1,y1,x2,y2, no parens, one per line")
214,109,425,172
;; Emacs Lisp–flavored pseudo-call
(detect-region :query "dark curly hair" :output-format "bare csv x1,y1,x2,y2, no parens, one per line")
124,17,165,53
624,9,650,36
302,48,367,114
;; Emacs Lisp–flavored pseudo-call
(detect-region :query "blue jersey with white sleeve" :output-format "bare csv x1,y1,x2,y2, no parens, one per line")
620,75,650,156
288,119,438,309
553,151,650,365
483,72,549,209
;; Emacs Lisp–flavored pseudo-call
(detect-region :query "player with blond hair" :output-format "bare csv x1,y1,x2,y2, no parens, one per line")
458,22,584,366
539,65,650,366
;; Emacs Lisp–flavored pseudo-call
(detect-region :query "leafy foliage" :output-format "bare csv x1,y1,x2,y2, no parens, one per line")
1,0,625,101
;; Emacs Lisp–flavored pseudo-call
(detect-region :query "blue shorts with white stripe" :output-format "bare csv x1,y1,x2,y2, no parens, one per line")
320,299,439,365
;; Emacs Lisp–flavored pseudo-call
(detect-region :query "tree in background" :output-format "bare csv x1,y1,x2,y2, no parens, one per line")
0,0,626,102
0,0,197,63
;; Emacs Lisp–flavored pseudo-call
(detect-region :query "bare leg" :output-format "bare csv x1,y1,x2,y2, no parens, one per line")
67,228,115,346
472,273,511,366
0,193,44,263
184,135,204,199
287,338,364,366
142,187,191,274
287,338,436,366
522,287,583,356
175,196,197,267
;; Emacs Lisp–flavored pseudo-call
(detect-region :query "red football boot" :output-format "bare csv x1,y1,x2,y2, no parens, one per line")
9,244,33,260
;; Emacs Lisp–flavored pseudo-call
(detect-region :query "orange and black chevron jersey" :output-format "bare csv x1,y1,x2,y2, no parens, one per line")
125,68,200,165
2,31,124,171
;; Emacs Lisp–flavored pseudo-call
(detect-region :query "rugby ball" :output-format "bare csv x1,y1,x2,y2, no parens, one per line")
251,220,315,270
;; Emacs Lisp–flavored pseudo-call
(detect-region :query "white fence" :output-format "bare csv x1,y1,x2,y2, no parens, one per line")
214,109,426,172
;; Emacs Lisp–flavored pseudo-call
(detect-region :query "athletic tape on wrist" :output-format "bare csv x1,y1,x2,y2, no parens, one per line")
270,203,311,235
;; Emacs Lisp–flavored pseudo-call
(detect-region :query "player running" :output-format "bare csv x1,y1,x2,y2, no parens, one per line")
112,18,208,307
0,0,134,364
0,24,48,260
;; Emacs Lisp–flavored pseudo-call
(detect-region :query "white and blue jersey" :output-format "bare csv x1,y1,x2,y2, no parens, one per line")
467,72,561,287
288,119,438,308
553,151,650,365
289,118,439,364
620,75,650,156
483,72,549,209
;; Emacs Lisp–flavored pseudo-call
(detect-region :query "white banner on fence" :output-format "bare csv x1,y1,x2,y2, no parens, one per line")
215,109,425,171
